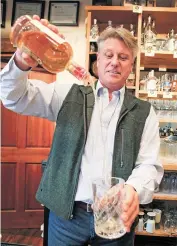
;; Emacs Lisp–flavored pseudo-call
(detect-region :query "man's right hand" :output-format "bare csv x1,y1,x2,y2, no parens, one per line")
14,15,63,71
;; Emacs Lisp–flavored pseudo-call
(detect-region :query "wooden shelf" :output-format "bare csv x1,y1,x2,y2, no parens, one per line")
85,6,138,27
89,52,97,55
127,86,136,89
85,6,133,11
135,225,177,237
159,119,177,123
140,52,177,70
153,192,177,200
139,90,177,97
141,50,176,55
162,161,177,171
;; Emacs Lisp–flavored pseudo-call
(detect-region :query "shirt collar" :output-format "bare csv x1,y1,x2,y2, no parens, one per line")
95,80,125,99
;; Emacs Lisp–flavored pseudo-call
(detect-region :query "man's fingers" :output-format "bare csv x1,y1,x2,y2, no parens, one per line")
40,19,49,26
124,205,139,232
120,185,139,232
33,15,40,20
48,24,59,33
121,201,137,222
31,16,65,39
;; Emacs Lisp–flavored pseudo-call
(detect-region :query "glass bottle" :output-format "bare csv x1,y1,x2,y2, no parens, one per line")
164,213,172,233
130,24,135,37
151,20,157,50
139,0,147,6
139,76,147,90
167,29,175,51
163,74,172,92
90,18,99,40
133,0,140,4
90,42,96,52
141,20,146,45
106,20,113,30
147,0,155,7
137,212,144,232
146,70,158,91
171,74,177,92
144,15,156,53
10,15,93,85
124,0,134,6
126,70,135,86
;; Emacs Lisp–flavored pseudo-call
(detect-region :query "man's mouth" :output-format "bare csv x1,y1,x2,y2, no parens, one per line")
108,70,121,75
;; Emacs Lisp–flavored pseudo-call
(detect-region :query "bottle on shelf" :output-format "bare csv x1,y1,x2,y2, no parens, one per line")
90,18,99,40
124,0,134,6
171,74,177,92
151,20,157,50
126,70,135,86
106,20,113,30
144,16,156,53
162,74,172,92
139,0,147,6
10,15,93,86
139,76,147,90
146,0,156,7
167,29,175,52
133,0,140,4
90,42,96,52
130,24,135,37
141,20,146,45
136,212,144,232
146,70,158,91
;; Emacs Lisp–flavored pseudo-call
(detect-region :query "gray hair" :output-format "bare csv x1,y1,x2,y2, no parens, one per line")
97,27,139,59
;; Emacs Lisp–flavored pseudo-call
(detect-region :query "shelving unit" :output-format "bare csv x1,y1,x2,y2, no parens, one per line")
159,119,177,123
85,4,177,239
162,162,177,171
153,192,177,201
136,224,177,237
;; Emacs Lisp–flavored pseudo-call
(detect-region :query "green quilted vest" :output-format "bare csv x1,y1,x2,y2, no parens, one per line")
36,84,150,219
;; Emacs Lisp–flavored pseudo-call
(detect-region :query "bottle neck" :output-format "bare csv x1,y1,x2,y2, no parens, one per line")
66,61,93,86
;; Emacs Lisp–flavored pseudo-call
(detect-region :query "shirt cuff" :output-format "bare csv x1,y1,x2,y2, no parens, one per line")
1,53,30,79
125,179,154,204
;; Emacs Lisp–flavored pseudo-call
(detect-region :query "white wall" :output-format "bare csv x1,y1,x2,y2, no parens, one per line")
2,0,92,83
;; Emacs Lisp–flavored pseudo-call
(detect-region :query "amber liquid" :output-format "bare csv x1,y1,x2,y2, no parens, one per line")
17,30,73,73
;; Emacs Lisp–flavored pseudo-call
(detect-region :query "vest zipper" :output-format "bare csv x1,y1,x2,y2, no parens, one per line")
121,128,124,167
68,94,88,219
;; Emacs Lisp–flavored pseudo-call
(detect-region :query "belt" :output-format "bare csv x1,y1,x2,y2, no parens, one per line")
75,201,93,213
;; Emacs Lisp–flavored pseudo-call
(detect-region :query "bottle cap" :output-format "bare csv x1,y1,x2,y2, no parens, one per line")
139,211,145,216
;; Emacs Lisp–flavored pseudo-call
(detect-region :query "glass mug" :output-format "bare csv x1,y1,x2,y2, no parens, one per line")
153,209,162,229
144,212,156,233
92,177,126,239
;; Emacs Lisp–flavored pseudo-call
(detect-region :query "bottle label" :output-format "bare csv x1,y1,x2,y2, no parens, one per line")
163,91,172,98
133,5,142,14
31,20,65,44
148,90,157,98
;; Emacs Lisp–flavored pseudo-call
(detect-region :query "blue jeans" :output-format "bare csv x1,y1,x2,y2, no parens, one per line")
48,203,135,246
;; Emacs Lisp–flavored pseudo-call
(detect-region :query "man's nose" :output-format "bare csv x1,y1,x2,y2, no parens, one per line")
111,56,120,66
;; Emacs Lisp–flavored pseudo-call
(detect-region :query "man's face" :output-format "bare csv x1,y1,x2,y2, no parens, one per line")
97,38,134,92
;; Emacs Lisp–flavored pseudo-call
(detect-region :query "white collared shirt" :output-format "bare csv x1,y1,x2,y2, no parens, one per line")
0,57,164,204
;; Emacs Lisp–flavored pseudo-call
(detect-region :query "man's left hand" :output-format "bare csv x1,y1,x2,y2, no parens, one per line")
121,184,139,232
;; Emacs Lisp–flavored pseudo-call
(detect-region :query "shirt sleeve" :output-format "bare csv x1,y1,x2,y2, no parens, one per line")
0,55,73,121
125,106,164,204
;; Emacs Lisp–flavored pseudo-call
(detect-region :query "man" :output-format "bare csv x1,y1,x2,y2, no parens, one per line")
1,15,163,246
